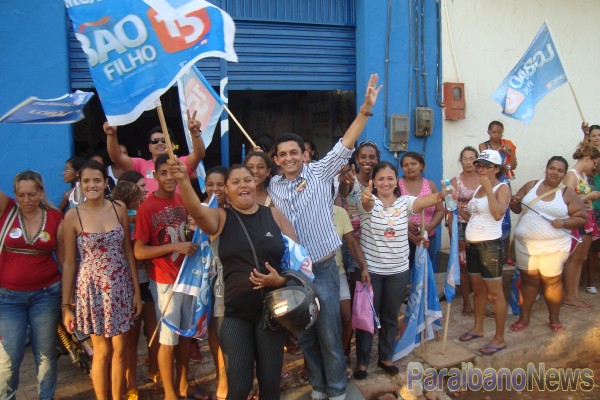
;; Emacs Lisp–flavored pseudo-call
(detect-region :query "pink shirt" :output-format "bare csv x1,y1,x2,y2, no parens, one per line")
132,156,193,194
398,178,437,236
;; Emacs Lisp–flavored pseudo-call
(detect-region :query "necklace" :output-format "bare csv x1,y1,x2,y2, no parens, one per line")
18,208,47,245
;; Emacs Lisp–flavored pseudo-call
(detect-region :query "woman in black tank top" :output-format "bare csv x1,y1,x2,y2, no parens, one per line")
169,162,299,400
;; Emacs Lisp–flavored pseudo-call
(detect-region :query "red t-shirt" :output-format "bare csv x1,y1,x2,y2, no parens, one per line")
132,156,193,194
0,199,62,291
135,193,188,284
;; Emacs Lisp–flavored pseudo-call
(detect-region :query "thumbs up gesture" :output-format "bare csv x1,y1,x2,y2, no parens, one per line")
361,180,376,211
343,164,357,185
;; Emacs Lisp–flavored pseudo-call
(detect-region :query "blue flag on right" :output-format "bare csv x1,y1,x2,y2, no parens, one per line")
491,21,567,123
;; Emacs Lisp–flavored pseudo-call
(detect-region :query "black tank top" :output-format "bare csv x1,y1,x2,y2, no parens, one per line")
219,206,285,321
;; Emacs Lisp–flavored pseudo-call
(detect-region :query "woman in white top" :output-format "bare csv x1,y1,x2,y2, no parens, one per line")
509,156,586,333
354,161,442,379
459,150,511,356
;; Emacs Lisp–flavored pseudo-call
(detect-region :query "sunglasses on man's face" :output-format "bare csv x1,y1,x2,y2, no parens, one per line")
150,138,166,145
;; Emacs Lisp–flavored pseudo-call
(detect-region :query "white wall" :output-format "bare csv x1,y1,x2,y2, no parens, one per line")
440,0,600,247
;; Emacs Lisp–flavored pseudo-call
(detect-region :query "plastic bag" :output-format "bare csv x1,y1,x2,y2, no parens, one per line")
352,283,374,334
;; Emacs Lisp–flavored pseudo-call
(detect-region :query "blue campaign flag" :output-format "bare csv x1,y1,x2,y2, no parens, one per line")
0,91,94,124
508,267,521,315
392,244,442,361
280,234,314,281
444,210,460,303
177,65,226,192
162,195,218,338
491,21,567,123
66,0,237,126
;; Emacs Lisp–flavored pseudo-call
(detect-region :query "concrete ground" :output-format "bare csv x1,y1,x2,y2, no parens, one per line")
13,270,600,399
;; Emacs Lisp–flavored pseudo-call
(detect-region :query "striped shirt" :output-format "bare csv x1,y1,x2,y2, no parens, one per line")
268,140,353,262
359,195,416,275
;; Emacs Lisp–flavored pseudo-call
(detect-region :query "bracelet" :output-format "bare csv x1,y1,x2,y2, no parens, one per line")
61,304,73,308
192,130,202,138
359,106,373,117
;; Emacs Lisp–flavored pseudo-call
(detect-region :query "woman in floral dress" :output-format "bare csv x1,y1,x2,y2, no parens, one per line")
62,160,142,400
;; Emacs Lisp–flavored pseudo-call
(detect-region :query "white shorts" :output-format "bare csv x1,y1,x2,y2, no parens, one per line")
149,280,193,346
515,249,569,278
340,273,351,301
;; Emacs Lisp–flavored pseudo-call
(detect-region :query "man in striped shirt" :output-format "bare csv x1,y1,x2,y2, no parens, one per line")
268,74,382,400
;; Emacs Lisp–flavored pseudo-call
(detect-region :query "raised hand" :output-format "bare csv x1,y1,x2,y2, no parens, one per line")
103,121,117,136
362,180,376,203
363,73,383,109
480,174,493,193
166,158,188,182
187,109,202,135
341,164,357,186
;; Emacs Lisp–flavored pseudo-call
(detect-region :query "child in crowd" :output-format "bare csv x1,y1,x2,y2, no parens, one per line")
59,156,86,211
134,154,208,400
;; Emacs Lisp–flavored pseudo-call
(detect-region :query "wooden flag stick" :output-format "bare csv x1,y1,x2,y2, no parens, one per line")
442,302,451,354
156,104,175,160
568,82,586,124
544,20,586,123
223,104,256,148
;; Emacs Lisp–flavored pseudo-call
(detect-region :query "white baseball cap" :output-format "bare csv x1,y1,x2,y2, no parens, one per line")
475,149,502,166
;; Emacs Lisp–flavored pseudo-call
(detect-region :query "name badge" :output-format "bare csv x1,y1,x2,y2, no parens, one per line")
39,231,51,243
146,169,155,179
9,227,22,239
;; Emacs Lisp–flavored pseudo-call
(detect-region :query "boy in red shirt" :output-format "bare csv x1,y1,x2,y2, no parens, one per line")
134,154,205,400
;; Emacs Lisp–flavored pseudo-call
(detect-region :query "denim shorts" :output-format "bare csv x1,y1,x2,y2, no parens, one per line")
466,238,505,280
149,280,193,345
458,222,467,241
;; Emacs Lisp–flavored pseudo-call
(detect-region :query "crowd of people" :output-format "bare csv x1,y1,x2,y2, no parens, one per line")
0,74,598,399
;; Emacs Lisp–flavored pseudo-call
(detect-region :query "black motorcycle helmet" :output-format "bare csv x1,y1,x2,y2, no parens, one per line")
264,269,320,332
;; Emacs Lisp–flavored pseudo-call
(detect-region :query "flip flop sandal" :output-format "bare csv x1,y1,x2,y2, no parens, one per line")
459,332,483,342
563,302,591,310
479,345,507,355
549,323,564,332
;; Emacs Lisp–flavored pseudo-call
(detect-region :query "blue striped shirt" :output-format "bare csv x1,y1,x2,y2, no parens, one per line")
268,141,353,262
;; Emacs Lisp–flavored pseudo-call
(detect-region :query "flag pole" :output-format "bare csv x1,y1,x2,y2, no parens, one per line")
441,302,451,354
544,20,586,123
223,104,257,148
420,211,428,355
156,103,176,160
149,290,175,347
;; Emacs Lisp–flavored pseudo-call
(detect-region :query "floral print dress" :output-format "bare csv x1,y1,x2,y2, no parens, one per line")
75,222,133,338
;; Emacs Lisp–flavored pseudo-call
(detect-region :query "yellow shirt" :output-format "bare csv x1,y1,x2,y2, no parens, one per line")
333,205,353,275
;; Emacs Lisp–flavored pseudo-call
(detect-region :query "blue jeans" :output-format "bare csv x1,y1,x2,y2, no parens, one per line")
355,271,409,366
0,280,61,400
297,256,346,400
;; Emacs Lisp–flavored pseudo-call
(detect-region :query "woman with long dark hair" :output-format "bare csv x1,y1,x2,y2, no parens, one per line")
62,161,142,400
